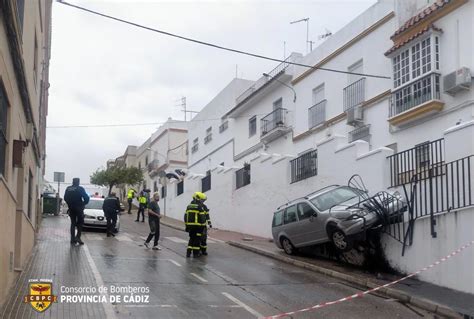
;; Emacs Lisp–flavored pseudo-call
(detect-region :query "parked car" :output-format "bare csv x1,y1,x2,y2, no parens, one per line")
272,185,406,254
83,198,121,232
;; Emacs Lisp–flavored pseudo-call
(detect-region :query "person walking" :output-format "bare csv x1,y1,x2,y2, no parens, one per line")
136,190,147,222
103,192,121,237
184,192,207,258
64,178,90,245
127,188,137,214
144,192,162,250
200,202,212,256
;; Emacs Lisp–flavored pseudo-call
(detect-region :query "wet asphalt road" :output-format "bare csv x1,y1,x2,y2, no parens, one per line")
82,213,433,319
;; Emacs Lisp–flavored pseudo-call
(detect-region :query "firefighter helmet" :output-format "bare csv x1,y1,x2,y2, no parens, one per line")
192,192,207,201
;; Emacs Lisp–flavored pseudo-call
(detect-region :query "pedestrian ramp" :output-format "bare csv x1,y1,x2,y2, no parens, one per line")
164,236,217,244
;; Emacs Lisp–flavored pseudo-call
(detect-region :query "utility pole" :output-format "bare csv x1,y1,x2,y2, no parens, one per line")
181,96,187,121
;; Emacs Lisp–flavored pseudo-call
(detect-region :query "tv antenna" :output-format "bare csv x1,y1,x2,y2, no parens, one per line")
318,28,332,40
290,18,313,53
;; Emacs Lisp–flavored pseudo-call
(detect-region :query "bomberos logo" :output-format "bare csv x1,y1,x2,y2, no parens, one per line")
23,279,57,312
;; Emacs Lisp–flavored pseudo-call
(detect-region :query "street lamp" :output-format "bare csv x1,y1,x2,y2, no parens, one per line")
263,73,297,103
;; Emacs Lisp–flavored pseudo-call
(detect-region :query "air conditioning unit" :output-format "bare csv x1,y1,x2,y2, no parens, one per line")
346,105,363,126
444,67,472,95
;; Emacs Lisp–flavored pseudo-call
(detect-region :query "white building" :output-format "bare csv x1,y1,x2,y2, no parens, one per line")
162,0,474,294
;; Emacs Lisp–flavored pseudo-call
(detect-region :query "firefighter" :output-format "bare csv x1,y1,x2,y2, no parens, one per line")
200,202,212,256
127,188,137,214
135,190,147,222
184,192,207,258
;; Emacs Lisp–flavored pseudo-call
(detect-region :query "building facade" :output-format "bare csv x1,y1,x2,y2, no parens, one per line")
160,0,474,293
0,0,52,306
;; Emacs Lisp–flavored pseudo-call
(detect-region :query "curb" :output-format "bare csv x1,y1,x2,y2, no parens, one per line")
228,241,462,318
161,219,186,232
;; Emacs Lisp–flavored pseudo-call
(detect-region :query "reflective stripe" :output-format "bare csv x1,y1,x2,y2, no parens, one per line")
196,233,202,237
185,222,201,226
200,245,207,248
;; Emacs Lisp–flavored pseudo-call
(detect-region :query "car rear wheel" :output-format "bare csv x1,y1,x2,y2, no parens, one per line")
330,228,353,252
281,237,296,255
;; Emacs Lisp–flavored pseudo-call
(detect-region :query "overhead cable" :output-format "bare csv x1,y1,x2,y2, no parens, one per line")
57,0,391,80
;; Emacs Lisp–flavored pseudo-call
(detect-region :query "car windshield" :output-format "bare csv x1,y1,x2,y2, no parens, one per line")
310,186,363,212
84,200,104,210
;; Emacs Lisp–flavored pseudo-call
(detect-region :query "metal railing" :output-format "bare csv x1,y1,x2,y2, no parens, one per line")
201,174,211,193
390,73,441,117
236,56,291,105
348,124,370,143
388,139,444,187
191,144,198,153
204,134,212,144
219,121,228,133
261,108,287,136
308,100,326,128
343,77,366,111
236,166,251,189
290,150,318,183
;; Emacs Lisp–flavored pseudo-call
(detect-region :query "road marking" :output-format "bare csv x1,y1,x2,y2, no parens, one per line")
190,273,208,283
165,236,187,243
222,292,264,318
208,236,225,243
115,235,133,242
168,259,182,267
208,305,242,308
83,245,117,319
124,305,177,308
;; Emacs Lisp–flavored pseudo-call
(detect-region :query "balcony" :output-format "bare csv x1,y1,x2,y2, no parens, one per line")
147,159,162,177
348,124,371,143
308,100,326,129
343,77,366,111
389,73,444,126
260,108,290,143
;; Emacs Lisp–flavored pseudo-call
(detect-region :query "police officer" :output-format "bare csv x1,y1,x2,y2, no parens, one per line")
64,178,90,245
200,202,212,256
136,190,147,222
103,192,121,237
127,188,137,214
184,192,207,258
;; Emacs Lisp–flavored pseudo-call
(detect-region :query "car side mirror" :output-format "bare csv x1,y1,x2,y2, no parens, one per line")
311,212,317,217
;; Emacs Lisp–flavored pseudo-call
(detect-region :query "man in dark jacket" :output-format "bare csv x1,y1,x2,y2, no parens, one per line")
103,192,121,237
144,192,162,250
64,178,90,245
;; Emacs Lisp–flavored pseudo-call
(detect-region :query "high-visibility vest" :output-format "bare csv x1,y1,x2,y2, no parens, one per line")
127,189,135,199
139,196,147,204
184,203,206,226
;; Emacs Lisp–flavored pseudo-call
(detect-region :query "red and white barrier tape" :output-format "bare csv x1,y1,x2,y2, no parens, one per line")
264,240,474,319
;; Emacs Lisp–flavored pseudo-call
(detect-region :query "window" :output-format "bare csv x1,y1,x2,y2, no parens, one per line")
0,82,8,176
421,37,431,75
236,164,251,189
191,138,199,153
284,206,298,224
177,180,184,196
138,162,141,170
400,50,410,84
297,202,316,220
145,156,149,166
161,185,167,198
290,150,317,183
16,0,25,34
33,33,38,86
272,209,284,227
201,170,211,192
153,181,158,192
219,121,228,133
310,186,362,212
411,43,421,79
273,98,282,110
248,116,256,137
27,170,33,219
204,127,212,144
312,84,325,105
348,59,363,84
415,141,430,168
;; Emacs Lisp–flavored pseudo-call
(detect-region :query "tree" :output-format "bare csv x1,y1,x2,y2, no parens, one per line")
90,166,143,195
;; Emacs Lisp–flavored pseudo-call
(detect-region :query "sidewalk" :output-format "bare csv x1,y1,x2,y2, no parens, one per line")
1,215,106,319
161,215,473,318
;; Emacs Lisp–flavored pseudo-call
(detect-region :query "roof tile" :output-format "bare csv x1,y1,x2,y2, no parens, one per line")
385,24,443,56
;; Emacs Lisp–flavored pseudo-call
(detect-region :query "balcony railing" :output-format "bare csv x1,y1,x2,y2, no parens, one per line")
390,73,441,117
348,124,370,143
343,77,366,111
147,159,160,173
261,108,287,136
204,134,212,144
191,144,198,153
290,150,318,183
236,56,291,105
308,100,326,128
388,138,444,187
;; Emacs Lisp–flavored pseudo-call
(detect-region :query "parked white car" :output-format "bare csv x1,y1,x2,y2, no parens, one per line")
83,198,120,232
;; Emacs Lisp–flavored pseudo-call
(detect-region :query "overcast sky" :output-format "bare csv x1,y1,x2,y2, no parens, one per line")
45,0,377,190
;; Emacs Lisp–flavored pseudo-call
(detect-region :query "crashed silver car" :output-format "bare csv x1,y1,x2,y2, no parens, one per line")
272,185,406,254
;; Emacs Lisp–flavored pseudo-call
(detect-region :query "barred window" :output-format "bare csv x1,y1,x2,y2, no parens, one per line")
290,150,317,183
236,165,251,189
